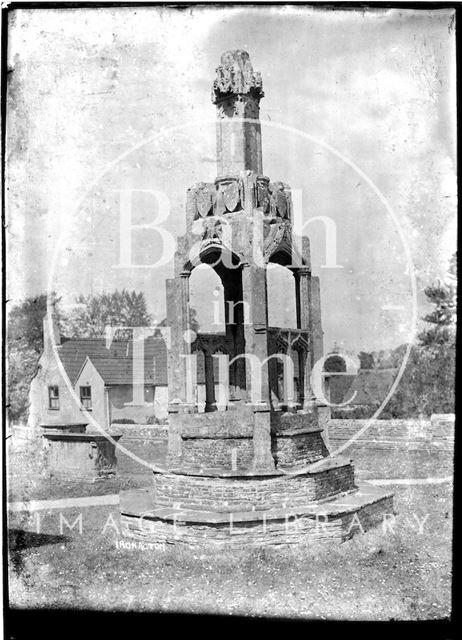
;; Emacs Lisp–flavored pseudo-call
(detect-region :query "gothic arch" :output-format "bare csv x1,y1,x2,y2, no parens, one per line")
183,244,243,277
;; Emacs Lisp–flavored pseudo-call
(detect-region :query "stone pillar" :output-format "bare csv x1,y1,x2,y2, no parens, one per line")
298,268,311,330
317,373,331,449
309,275,329,439
166,272,194,414
241,263,270,407
222,270,245,403
215,97,262,175
310,276,324,367
204,352,217,412
241,262,275,471
294,267,315,411
212,50,264,176
166,272,194,464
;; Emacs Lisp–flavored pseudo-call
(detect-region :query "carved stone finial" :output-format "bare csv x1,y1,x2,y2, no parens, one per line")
212,50,264,104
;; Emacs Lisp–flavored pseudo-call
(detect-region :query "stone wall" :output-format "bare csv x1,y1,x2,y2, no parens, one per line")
43,434,119,481
169,408,330,472
109,424,168,478
175,429,328,473
327,416,454,452
181,438,254,470
272,431,328,467
152,465,356,512
430,414,456,439
168,408,255,471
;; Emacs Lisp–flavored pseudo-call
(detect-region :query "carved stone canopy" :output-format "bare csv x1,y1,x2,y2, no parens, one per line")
189,173,292,223
212,50,264,105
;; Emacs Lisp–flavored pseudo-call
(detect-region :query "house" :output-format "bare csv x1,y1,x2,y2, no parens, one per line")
28,314,213,429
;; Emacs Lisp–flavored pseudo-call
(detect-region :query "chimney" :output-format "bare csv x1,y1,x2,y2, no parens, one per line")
212,50,264,176
43,309,61,352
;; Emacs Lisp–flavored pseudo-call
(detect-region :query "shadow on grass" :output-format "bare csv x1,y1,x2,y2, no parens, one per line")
8,529,70,576
8,529,70,551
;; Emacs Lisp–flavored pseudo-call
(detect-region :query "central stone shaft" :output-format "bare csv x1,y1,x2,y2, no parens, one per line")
212,49,264,175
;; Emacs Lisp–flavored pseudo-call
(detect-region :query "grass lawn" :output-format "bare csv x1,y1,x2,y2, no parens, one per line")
6,441,453,620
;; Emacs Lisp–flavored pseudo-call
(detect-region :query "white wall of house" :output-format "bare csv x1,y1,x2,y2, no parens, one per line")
28,353,83,428
74,359,108,430
109,384,159,423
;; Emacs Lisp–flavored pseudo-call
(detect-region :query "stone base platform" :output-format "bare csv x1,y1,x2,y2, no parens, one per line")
118,412,395,548
119,477,394,549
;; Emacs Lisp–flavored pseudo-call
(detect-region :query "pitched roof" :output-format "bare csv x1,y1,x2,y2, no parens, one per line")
57,336,208,386
57,339,127,385
88,358,157,385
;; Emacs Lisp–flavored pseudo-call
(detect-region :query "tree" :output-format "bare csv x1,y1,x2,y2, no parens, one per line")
416,252,456,414
418,252,456,348
7,292,62,354
63,289,152,339
382,253,456,418
358,351,375,370
7,347,39,423
6,292,62,424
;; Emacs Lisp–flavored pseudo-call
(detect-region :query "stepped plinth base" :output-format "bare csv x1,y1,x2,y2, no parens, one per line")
119,479,394,549
118,411,394,548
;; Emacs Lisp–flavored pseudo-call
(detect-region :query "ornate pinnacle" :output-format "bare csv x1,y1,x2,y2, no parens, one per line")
212,50,264,104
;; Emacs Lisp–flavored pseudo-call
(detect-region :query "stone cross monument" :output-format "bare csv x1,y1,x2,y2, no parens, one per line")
120,51,394,547
165,49,323,473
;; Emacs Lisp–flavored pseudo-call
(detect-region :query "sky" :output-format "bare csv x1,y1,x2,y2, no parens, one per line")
6,5,457,354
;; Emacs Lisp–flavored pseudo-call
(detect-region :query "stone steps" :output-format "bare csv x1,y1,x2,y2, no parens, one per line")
120,482,393,550
278,454,352,475
120,482,390,523
119,481,393,546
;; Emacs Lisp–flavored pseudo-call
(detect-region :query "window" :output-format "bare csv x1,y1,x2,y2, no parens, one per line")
80,386,92,410
48,386,59,410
